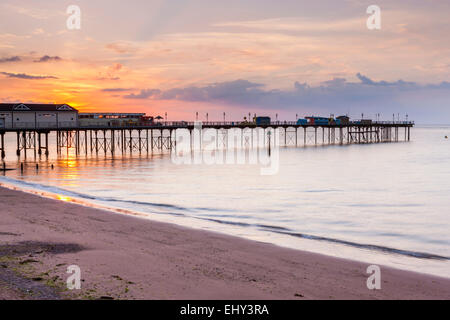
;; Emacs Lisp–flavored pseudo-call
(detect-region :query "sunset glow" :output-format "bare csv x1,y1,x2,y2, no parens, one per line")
1,0,449,123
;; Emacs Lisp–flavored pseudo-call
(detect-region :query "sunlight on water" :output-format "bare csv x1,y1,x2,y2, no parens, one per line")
1,126,449,278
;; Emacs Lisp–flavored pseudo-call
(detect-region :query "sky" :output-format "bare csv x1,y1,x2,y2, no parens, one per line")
0,0,449,123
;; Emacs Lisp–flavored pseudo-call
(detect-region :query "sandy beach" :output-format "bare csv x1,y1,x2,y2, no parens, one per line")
0,185,449,300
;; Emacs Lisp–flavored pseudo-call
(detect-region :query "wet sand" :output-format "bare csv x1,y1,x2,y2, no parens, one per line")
0,185,449,299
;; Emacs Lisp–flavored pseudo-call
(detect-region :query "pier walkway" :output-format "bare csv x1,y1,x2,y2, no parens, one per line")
0,121,414,158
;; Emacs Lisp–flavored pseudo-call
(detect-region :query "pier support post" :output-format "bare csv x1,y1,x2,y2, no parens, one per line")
303,127,306,146
84,131,88,155
89,130,92,153
103,130,106,154
111,130,115,155
314,127,317,145
129,130,133,153
295,127,298,147
76,131,80,155
16,132,20,156
216,129,219,149
45,132,49,156
33,132,36,157
138,130,142,153
151,129,154,151
38,132,42,155
56,131,59,154
22,131,27,158
146,129,149,153
121,130,124,154
0,133,5,159
95,130,99,153
189,129,193,152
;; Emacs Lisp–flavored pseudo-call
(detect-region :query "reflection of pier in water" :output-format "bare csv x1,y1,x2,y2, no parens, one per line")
0,121,414,159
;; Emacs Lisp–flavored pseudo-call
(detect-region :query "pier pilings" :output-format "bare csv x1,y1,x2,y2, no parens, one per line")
0,122,414,160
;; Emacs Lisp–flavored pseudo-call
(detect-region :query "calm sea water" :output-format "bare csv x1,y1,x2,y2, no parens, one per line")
1,126,449,277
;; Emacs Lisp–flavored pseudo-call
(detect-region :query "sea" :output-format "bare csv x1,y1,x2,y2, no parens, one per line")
1,125,449,278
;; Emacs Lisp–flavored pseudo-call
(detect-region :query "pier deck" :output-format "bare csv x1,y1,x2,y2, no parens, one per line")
0,121,414,159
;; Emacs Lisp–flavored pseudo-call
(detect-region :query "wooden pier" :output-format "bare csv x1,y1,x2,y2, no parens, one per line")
0,121,414,159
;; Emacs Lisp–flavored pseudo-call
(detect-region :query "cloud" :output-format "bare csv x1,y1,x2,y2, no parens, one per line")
124,89,161,99
32,28,45,35
95,63,123,81
356,73,415,87
101,88,131,92
105,42,134,54
124,80,263,101
121,75,450,122
34,55,62,63
2,4,56,20
125,75,426,105
0,56,21,63
214,17,364,33
0,71,58,80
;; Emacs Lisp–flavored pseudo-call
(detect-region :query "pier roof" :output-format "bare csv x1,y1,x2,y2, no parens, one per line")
0,103,77,112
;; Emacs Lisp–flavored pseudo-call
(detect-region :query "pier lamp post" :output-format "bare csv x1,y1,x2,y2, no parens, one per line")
393,114,395,123
276,113,278,122
206,113,208,123
406,114,408,122
165,112,167,121
196,112,198,121
296,114,298,121
223,112,226,124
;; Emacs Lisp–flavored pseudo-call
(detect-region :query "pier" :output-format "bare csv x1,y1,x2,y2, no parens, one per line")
0,120,414,159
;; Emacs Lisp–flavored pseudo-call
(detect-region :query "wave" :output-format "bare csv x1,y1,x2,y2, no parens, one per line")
1,176,448,262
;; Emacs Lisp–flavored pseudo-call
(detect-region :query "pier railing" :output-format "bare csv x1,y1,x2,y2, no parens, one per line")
77,120,414,128
0,120,415,130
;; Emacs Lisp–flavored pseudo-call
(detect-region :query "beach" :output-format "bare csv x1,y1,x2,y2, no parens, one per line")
0,185,449,300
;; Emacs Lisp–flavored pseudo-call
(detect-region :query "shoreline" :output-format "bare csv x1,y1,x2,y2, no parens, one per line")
1,176,449,279
0,185,449,299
